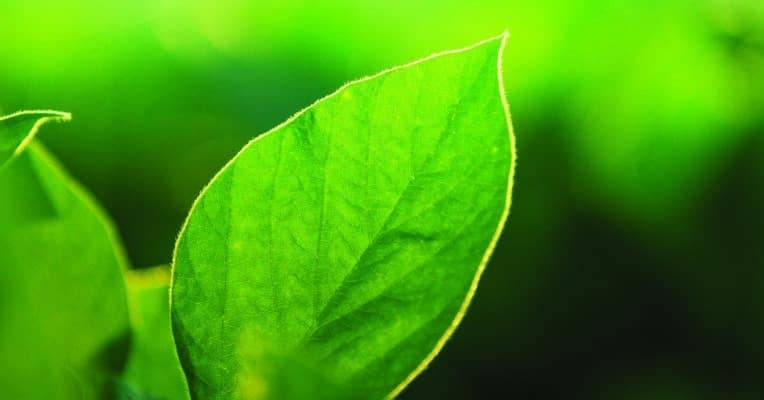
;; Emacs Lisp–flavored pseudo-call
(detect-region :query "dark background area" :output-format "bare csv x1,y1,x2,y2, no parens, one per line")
2,1,763,398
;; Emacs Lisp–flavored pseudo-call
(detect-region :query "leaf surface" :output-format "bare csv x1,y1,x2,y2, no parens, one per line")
172,33,515,399
0,110,70,168
0,137,130,398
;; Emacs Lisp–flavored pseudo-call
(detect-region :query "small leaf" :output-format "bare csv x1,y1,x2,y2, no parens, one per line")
172,33,516,399
0,110,71,168
0,143,130,399
121,266,190,400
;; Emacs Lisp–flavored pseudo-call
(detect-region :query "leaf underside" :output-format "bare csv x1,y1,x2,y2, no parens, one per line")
0,143,130,399
172,34,515,399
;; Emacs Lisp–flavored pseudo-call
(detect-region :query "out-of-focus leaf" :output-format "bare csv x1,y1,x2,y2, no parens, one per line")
121,266,189,400
171,33,515,399
0,143,130,399
0,110,70,168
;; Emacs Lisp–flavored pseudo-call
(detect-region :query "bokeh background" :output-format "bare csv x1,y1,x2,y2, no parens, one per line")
2,0,763,398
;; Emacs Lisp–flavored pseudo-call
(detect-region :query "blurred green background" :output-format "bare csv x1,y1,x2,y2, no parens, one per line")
2,0,763,398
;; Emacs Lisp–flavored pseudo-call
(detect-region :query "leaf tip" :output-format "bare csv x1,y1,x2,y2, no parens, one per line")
37,110,72,124
0,110,73,165
59,111,73,122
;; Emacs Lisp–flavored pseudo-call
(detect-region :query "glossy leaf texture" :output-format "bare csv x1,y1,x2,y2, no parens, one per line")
0,141,130,399
0,110,70,168
171,33,515,399
121,266,190,400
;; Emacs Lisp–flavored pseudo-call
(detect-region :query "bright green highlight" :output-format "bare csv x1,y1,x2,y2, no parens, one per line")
0,142,129,399
171,33,515,399
0,110,71,168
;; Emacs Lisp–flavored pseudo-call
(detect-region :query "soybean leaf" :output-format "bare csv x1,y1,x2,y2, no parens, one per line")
172,33,516,399
121,266,190,400
0,142,130,399
0,110,70,168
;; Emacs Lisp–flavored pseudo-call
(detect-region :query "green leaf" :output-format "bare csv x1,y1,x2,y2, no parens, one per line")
0,110,71,168
0,142,130,399
171,33,516,399
121,266,190,400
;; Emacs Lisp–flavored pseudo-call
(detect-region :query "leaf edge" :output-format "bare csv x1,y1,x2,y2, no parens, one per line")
0,110,72,167
385,30,516,399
